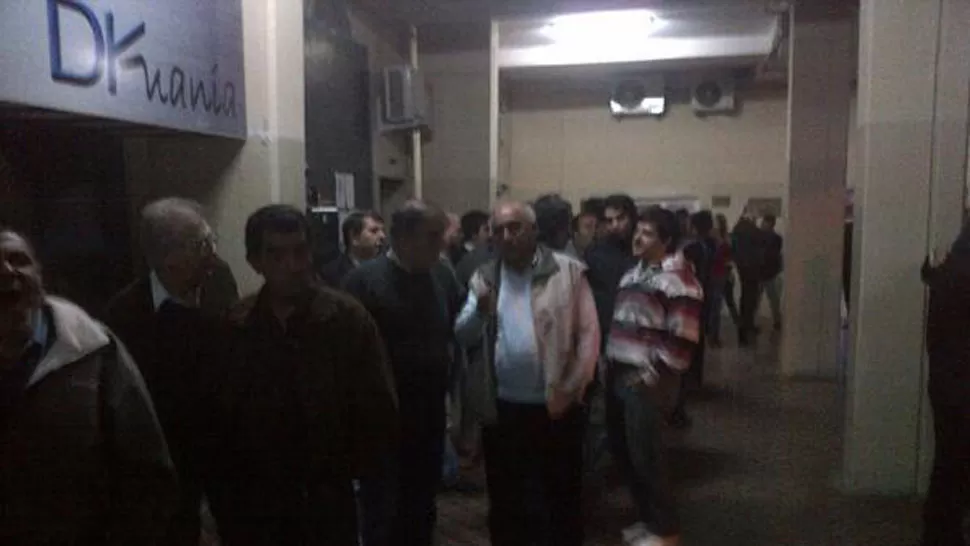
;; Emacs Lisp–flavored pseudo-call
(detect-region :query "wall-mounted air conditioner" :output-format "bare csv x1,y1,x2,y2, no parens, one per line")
691,78,737,116
610,75,665,118
380,65,429,132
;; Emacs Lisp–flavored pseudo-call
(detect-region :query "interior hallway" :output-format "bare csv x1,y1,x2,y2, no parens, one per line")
437,330,925,545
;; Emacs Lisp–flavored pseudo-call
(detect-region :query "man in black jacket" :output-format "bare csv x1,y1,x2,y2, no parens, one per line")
585,194,638,344
1,227,177,545
344,200,462,546
921,226,970,546
320,210,386,287
105,198,228,546
759,214,783,331
732,208,766,346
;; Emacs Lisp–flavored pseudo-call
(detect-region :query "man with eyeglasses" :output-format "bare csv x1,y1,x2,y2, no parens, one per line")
105,197,231,546
455,201,600,546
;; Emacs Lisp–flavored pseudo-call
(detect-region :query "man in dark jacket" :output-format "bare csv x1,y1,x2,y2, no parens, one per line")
670,210,715,428
455,210,493,289
344,200,462,546
759,214,783,331
0,228,177,545
218,205,398,546
920,226,970,546
732,208,766,346
320,210,386,287
585,194,638,345
105,198,230,546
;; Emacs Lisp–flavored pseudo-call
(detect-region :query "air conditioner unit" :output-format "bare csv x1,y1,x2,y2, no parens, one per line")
691,79,736,115
381,65,429,132
610,76,665,118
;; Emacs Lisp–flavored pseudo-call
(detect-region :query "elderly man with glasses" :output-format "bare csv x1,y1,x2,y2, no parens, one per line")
105,197,232,546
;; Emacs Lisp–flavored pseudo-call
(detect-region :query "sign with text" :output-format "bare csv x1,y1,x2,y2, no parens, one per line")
0,0,246,139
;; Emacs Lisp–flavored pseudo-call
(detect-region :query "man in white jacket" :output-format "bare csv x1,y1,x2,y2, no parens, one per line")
455,201,599,546
0,227,177,545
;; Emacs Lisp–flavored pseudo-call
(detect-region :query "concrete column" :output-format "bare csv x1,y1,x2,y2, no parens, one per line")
781,3,854,379
843,0,970,494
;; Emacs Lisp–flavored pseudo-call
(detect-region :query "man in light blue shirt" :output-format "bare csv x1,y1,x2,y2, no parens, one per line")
455,201,600,546
492,254,545,404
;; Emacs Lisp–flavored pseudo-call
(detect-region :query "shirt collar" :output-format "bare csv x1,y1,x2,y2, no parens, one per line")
29,307,48,349
150,271,199,311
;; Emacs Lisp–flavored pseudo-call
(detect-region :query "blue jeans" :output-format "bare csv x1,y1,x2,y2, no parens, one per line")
606,363,680,537
442,435,460,485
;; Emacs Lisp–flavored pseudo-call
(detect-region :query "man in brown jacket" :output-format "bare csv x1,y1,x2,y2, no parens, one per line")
215,205,398,546
0,227,177,545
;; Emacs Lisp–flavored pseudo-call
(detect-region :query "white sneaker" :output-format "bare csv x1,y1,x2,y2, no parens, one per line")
622,522,649,544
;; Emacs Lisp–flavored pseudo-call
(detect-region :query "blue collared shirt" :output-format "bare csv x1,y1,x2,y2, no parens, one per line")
150,271,199,311
493,263,544,403
21,307,49,367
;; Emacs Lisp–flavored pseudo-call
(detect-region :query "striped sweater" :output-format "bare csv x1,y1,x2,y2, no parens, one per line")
606,252,704,385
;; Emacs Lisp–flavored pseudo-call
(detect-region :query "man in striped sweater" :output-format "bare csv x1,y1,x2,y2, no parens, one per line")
605,206,704,546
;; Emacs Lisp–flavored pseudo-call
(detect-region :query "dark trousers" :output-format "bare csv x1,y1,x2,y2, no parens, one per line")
606,364,680,537
482,400,585,546
738,271,761,345
723,274,741,327
922,400,970,546
393,386,447,546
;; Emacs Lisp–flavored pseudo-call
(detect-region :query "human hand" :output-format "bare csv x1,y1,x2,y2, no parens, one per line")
476,282,496,316
546,389,573,421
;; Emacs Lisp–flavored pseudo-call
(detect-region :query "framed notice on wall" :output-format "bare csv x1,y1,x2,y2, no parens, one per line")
746,198,783,218
635,196,701,212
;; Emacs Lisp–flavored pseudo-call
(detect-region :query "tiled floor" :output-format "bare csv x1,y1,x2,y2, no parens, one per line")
436,331,925,545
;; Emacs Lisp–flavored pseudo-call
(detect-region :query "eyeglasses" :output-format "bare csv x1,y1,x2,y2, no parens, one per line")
493,221,528,238
185,230,217,256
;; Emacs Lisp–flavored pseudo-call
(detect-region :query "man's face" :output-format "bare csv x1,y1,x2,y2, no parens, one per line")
353,218,386,259
398,217,447,271
0,232,43,337
493,207,537,265
760,218,776,232
632,221,665,261
444,215,462,248
575,214,597,247
249,230,313,299
165,222,217,291
474,223,492,247
604,206,632,240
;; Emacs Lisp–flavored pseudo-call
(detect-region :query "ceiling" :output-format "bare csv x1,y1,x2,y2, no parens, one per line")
352,0,781,25
498,5,782,72
349,0,800,82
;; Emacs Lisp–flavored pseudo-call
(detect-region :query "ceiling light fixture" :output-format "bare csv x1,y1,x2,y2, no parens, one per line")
540,10,663,44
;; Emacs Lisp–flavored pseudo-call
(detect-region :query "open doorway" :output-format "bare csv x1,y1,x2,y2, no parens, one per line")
0,123,132,316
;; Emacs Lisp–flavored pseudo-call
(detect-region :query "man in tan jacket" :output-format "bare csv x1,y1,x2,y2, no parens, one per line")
455,201,600,546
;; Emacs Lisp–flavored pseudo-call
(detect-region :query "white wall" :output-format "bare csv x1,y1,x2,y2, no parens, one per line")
422,49,493,214
501,80,790,227
124,0,306,295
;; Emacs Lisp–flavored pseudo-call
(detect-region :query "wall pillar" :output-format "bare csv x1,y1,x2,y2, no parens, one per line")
781,2,854,379
843,0,970,493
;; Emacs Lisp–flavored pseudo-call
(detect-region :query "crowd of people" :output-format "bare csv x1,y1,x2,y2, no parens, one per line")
30,189,970,546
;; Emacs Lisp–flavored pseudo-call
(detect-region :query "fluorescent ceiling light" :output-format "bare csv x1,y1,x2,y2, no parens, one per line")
540,10,664,44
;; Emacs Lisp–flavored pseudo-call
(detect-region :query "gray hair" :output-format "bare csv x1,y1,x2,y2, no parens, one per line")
139,197,209,270
492,201,537,225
